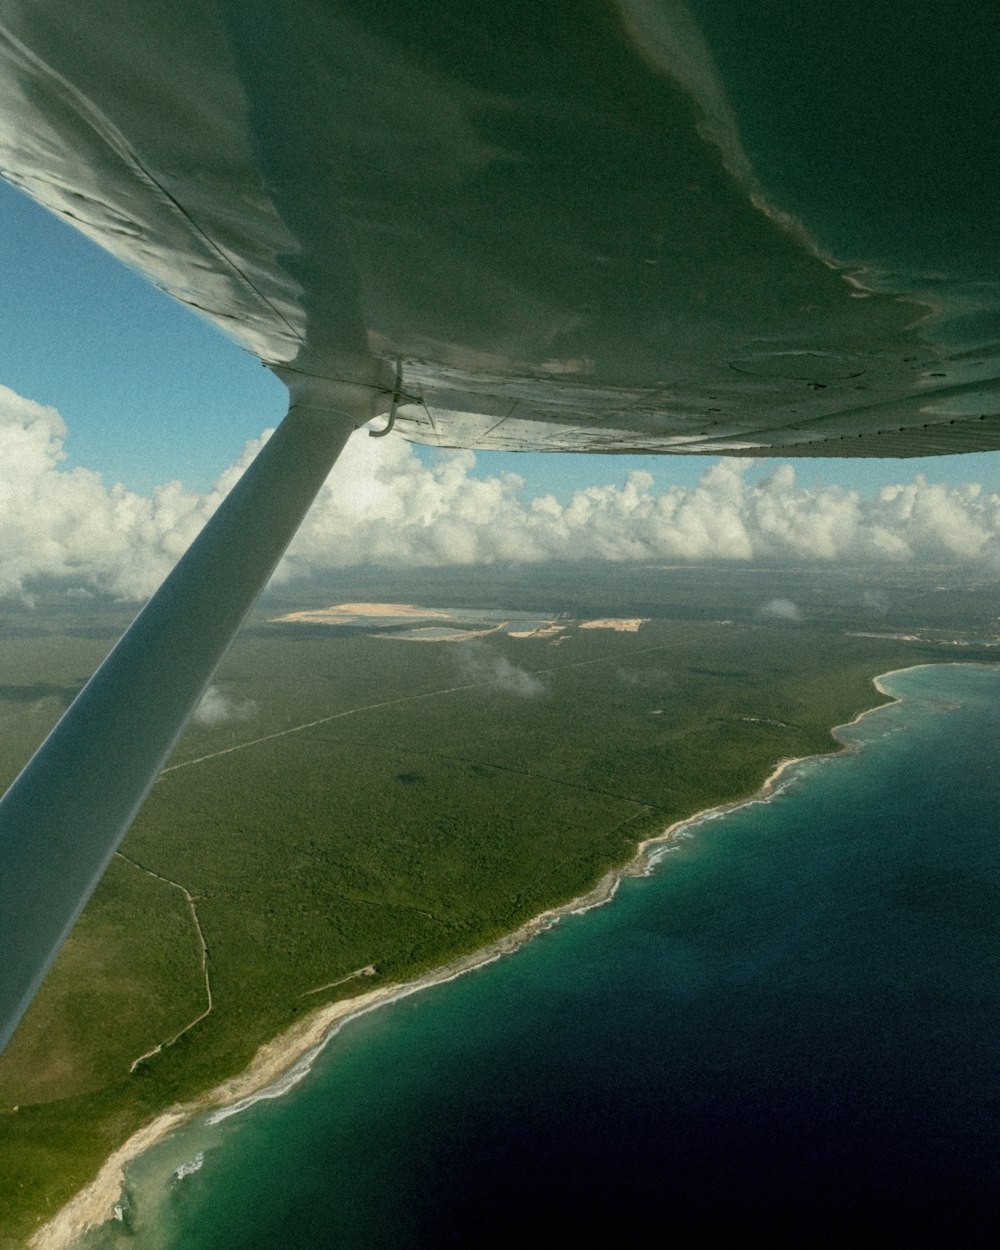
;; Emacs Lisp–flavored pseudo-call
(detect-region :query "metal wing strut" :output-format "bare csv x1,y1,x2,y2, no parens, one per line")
0,398,356,1052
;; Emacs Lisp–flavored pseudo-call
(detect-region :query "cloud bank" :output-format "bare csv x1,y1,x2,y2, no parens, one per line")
2,384,999,602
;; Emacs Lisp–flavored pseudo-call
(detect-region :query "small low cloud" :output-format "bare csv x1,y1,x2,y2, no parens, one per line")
193,683,257,726
458,642,546,698
757,598,803,622
861,589,890,616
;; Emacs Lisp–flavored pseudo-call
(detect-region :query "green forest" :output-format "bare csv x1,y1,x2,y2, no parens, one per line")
0,560,996,1246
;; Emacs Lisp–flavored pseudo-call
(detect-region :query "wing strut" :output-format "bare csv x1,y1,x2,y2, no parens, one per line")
0,394,358,1052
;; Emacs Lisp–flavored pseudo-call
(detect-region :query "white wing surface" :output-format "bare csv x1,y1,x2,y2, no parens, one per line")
1,0,997,456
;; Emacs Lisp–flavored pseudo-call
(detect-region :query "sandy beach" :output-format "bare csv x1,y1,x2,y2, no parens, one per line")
27,668,920,1250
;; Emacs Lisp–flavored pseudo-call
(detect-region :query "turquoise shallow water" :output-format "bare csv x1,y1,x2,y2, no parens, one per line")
88,664,1000,1248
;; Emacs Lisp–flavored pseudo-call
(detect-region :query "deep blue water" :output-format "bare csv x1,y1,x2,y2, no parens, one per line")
91,664,1000,1248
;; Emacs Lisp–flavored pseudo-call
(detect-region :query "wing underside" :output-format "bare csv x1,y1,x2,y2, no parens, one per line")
1,0,998,457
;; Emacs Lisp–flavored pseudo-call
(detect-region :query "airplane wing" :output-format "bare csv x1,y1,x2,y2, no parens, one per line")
1,1,998,1051
2,0,997,456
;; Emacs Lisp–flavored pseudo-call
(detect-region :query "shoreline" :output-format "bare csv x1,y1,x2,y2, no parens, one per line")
27,664,933,1250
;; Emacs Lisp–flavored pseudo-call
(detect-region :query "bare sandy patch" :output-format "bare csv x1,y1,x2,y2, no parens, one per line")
579,618,649,632
376,625,502,643
273,603,453,624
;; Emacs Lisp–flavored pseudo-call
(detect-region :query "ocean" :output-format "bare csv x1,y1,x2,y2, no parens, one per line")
86,664,1000,1247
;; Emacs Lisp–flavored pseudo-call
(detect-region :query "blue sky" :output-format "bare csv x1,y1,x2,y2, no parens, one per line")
2,179,998,505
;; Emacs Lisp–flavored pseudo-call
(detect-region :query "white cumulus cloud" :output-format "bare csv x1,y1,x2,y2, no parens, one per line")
0,385,248,601
1,384,999,603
